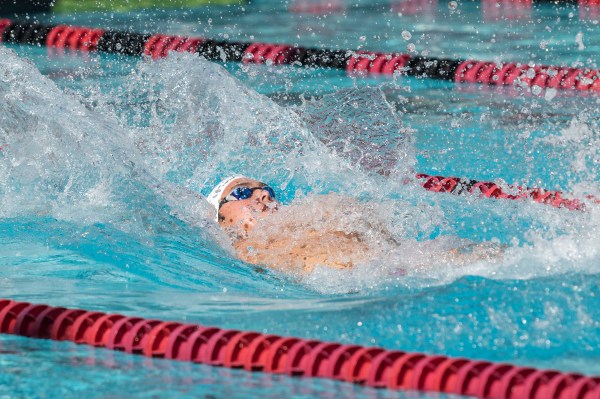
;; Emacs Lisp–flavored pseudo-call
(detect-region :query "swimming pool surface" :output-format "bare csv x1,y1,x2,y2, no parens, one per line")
1,1,599,397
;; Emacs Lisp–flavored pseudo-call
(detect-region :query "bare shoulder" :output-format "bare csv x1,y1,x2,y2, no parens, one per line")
233,227,370,273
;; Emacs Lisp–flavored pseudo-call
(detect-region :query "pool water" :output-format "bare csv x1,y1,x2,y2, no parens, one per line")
1,1,599,398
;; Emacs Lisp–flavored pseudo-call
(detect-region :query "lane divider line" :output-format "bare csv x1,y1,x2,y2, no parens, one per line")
1,19,600,92
1,298,599,398
415,173,599,212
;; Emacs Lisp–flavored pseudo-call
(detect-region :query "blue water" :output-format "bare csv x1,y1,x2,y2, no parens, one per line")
1,1,599,398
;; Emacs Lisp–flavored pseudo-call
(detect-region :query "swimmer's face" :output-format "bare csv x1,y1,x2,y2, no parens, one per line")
218,178,279,235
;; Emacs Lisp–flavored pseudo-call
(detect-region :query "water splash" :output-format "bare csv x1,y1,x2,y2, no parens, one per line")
296,86,416,179
2,47,227,234
105,53,374,198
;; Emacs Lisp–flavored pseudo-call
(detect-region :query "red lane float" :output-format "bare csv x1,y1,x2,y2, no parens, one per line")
0,18,11,42
288,0,346,14
416,173,600,211
455,61,600,91
391,0,438,16
243,43,294,65
1,298,599,399
482,0,532,21
144,34,204,59
579,0,600,21
46,25,104,51
347,51,411,75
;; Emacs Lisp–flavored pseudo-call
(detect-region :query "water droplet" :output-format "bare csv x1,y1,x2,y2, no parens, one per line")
544,88,557,101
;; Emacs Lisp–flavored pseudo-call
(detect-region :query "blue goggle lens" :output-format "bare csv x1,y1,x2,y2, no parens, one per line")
230,185,276,201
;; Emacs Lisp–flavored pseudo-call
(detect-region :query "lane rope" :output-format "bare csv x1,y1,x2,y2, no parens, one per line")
415,174,599,212
1,298,599,398
1,19,600,92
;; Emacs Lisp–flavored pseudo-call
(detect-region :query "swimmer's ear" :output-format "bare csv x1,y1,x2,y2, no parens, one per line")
218,213,225,222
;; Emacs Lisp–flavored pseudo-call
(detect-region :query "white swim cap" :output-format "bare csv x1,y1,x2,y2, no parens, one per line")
207,175,248,221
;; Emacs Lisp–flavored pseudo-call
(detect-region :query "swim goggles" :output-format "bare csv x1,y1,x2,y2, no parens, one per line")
219,185,276,208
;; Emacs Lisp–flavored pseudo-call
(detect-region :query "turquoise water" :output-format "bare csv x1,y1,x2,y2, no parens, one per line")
1,1,600,398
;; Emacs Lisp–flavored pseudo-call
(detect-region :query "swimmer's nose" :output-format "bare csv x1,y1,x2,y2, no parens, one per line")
258,188,275,203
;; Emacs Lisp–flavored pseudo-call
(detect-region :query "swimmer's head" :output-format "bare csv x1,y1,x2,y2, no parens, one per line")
208,175,279,235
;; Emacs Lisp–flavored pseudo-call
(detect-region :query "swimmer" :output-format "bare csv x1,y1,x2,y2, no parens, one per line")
208,175,503,274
